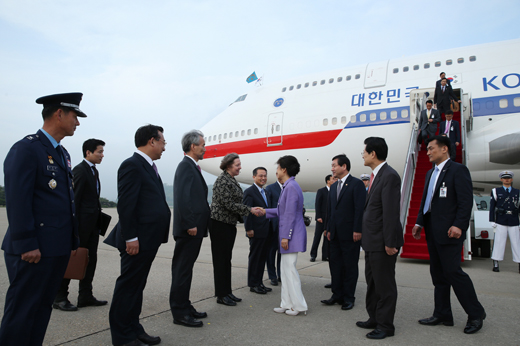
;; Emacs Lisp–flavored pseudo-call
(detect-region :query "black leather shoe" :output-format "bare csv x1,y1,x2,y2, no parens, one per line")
341,302,354,310
321,297,343,305
250,286,267,294
464,312,486,334
492,266,499,272
191,310,207,319
260,284,272,292
217,296,236,306
137,332,161,345
53,300,78,311
324,283,332,289
310,257,316,262
418,316,454,326
366,329,394,339
120,339,148,346
77,296,108,307
173,315,203,328
270,279,278,286
356,320,378,329
227,293,242,302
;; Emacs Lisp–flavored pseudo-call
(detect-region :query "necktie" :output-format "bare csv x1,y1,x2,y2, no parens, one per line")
92,165,100,195
445,121,450,135
336,179,342,199
55,145,65,166
423,167,440,214
368,173,374,193
197,164,201,173
152,162,159,178
427,110,430,118
442,86,445,92
260,188,268,206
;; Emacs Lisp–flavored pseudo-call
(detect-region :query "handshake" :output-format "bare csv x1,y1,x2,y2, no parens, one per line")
251,207,266,217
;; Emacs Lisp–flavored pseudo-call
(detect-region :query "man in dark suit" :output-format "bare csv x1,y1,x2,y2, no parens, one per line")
434,78,460,115
243,167,273,294
54,138,107,311
412,135,486,334
310,175,335,262
0,93,85,346
438,110,460,160
105,125,171,346
321,155,365,311
356,137,403,340
170,130,211,328
265,180,282,286
418,100,441,144
435,72,451,89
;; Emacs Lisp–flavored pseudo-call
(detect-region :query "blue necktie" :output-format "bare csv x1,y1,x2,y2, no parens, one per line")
423,167,439,214
261,188,268,206
55,145,65,166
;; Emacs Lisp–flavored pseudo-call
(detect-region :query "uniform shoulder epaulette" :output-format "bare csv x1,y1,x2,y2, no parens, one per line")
23,134,41,142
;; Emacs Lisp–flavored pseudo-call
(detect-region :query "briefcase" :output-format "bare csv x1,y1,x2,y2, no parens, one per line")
99,211,112,236
64,247,89,280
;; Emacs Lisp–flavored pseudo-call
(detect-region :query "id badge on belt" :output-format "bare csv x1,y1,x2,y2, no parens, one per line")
439,182,447,198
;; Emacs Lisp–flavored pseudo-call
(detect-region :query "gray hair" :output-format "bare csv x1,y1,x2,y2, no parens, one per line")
181,130,204,153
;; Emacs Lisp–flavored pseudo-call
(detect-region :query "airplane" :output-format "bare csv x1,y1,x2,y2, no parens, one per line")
198,38,520,260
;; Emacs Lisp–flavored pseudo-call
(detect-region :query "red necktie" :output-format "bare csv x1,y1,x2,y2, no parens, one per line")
368,173,374,193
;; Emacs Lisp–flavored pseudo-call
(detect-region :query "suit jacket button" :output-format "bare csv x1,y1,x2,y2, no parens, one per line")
40,223,44,227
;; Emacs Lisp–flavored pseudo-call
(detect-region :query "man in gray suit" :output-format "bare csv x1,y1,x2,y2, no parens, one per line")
356,137,404,340
418,100,441,144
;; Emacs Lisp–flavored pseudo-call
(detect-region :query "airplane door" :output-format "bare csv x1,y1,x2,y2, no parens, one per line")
364,60,389,88
267,112,283,146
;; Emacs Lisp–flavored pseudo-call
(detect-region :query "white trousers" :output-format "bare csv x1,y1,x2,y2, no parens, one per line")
491,224,520,263
280,253,308,312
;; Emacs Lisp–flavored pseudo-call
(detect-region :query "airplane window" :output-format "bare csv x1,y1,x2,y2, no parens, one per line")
499,99,508,108
218,134,222,140
234,94,247,102
323,119,328,126
297,84,301,89
346,75,352,81
401,109,409,118
206,137,210,142
329,78,334,84
332,117,337,125
306,121,311,127
241,130,245,136
350,115,356,123
321,80,326,85
457,58,464,64
514,97,520,107
370,113,376,121
360,114,366,122
403,66,409,72
229,132,233,138
213,135,216,141
305,82,309,87
282,87,286,92
224,133,227,139
469,56,476,62
276,125,281,131
247,129,251,135
337,77,343,82
341,116,346,124
390,111,397,119
235,131,239,137
424,63,430,69
289,86,294,91
355,74,360,79
314,120,319,127
446,59,453,65
204,137,207,141
393,68,398,74
254,128,258,134
435,61,441,67
413,65,419,71
486,101,493,109
380,112,387,120
313,81,318,86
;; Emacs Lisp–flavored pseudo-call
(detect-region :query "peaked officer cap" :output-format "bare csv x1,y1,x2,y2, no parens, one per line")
36,92,87,117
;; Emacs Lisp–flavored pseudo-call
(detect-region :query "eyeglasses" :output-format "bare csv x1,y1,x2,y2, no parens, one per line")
154,138,167,145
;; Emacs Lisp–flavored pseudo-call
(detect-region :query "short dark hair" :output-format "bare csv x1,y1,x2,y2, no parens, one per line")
332,154,351,171
181,130,204,153
441,77,447,81
253,167,267,176
428,135,451,153
276,155,300,177
440,72,445,76
220,153,239,171
364,137,388,161
82,138,105,158
445,110,453,115
426,100,433,105
135,124,164,148
42,105,70,120
325,174,333,183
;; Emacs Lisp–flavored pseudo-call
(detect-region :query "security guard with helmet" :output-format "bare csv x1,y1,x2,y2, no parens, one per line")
0,93,86,345
489,170,520,273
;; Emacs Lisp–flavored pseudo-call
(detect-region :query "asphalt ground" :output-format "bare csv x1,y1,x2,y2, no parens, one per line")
0,208,519,346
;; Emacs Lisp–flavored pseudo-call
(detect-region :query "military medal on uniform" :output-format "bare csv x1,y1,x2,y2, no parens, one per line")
48,179,57,190
48,155,54,164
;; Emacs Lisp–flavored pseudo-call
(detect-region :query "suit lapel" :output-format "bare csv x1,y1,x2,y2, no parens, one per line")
81,160,98,194
134,153,164,197
365,164,387,207
337,174,352,203
253,185,268,208
184,156,208,197
433,160,451,199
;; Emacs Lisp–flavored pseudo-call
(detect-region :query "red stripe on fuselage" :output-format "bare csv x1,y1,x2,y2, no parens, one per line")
205,129,342,158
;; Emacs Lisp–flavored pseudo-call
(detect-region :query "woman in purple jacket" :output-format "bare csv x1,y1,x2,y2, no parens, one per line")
265,155,308,316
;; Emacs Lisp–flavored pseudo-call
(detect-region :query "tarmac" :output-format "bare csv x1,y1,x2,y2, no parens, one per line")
0,207,519,346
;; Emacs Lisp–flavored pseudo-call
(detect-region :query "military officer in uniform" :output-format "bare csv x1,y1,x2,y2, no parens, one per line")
489,171,520,273
360,173,370,191
0,93,85,346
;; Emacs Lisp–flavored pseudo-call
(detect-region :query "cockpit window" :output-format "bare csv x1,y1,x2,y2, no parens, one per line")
234,94,247,103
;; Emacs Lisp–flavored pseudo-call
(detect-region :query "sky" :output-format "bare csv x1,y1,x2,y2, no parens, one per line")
1,0,519,200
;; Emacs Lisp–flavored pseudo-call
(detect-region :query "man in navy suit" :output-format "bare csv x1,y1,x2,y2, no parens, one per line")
243,167,273,294
0,93,85,346
322,155,366,311
413,135,486,334
105,125,171,346
438,110,460,160
434,78,460,115
170,130,211,328
310,175,335,262
265,180,282,285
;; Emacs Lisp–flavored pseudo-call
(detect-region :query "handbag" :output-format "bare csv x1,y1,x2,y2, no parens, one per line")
64,247,89,280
